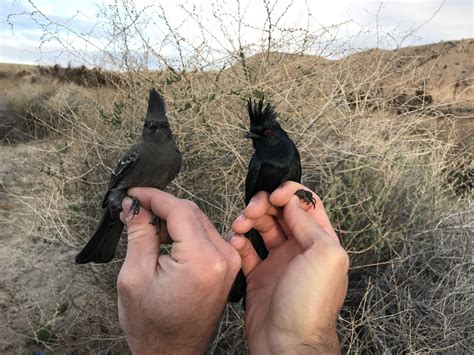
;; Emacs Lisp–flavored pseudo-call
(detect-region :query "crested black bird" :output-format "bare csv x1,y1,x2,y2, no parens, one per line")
75,89,182,264
229,97,314,303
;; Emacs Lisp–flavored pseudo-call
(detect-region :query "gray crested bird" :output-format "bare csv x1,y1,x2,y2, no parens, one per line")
75,88,182,264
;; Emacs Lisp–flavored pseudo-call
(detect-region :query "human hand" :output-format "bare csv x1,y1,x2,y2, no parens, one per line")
117,188,241,355
231,182,349,354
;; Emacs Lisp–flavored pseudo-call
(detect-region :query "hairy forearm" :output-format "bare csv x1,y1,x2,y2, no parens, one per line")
270,341,340,355
263,331,341,355
129,337,208,355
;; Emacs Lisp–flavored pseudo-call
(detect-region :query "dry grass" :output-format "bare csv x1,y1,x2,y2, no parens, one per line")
1,41,472,354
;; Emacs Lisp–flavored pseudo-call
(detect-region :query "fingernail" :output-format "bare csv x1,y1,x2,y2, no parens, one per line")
122,197,133,218
229,235,244,249
229,236,239,249
248,197,257,206
236,213,246,221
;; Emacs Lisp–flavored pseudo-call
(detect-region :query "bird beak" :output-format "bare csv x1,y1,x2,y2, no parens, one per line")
245,132,259,139
144,120,159,130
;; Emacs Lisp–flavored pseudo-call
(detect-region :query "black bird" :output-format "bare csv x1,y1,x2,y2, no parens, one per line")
75,89,182,264
229,97,314,303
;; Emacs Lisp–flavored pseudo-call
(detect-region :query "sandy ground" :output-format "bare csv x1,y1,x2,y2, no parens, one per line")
0,148,126,353
0,140,70,352
0,99,124,353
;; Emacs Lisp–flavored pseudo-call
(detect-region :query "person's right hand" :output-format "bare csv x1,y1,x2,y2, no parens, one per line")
117,188,241,355
231,181,349,354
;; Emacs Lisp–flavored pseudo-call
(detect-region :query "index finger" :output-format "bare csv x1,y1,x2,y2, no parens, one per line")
128,187,177,217
128,187,209,244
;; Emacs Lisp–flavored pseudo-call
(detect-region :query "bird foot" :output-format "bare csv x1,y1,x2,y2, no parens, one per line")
127,197,141,218
294,189,316,209
149,214,161,235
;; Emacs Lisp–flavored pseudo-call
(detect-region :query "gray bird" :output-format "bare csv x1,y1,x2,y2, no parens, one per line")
75,89,182,264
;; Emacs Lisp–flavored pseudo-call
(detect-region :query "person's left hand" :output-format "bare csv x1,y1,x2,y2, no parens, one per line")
117,188,241,355
230,182,348,354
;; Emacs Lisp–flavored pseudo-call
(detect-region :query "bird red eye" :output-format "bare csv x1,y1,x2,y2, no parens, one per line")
264,129,272,136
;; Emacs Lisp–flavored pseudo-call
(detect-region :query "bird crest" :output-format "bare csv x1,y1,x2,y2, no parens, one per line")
146,88,167,121
247,97,278,125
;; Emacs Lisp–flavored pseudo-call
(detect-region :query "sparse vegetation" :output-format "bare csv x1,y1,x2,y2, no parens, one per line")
0,1,472,353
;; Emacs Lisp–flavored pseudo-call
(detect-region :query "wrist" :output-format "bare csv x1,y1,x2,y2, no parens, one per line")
129,336,208,355
265,329,340,355
271,343,340,355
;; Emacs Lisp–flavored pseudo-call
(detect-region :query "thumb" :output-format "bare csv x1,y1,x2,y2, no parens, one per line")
284,195,329,250
120,197,160,271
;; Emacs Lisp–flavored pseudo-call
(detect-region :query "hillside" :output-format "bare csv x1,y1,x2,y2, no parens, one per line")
4,40,471,147
231,39,473,108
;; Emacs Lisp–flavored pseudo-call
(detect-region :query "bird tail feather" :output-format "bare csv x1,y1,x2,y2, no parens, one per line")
75,210,123,264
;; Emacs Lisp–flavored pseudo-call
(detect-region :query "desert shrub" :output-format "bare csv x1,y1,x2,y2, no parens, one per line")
4,81,92,141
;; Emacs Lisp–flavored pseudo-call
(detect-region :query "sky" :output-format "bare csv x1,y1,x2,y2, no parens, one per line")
0,0,473,68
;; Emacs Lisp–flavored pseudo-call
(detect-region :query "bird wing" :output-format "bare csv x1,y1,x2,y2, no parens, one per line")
286,146,302,183
293,144,302,182
101,147,140,208
245,155,262,204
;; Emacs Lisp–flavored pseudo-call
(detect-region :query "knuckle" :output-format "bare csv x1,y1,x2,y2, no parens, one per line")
179,200,202,218
327,245,350,271
227,248,242,273
209,256,229,276
194,254,228,286
183,199,200,211
307,240,349,273
117,271,138,297
339,249,350,271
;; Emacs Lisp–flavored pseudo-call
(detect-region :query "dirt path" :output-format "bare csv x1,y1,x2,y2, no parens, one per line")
0,107,124,353
0,141,47,352
0,141,74,353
